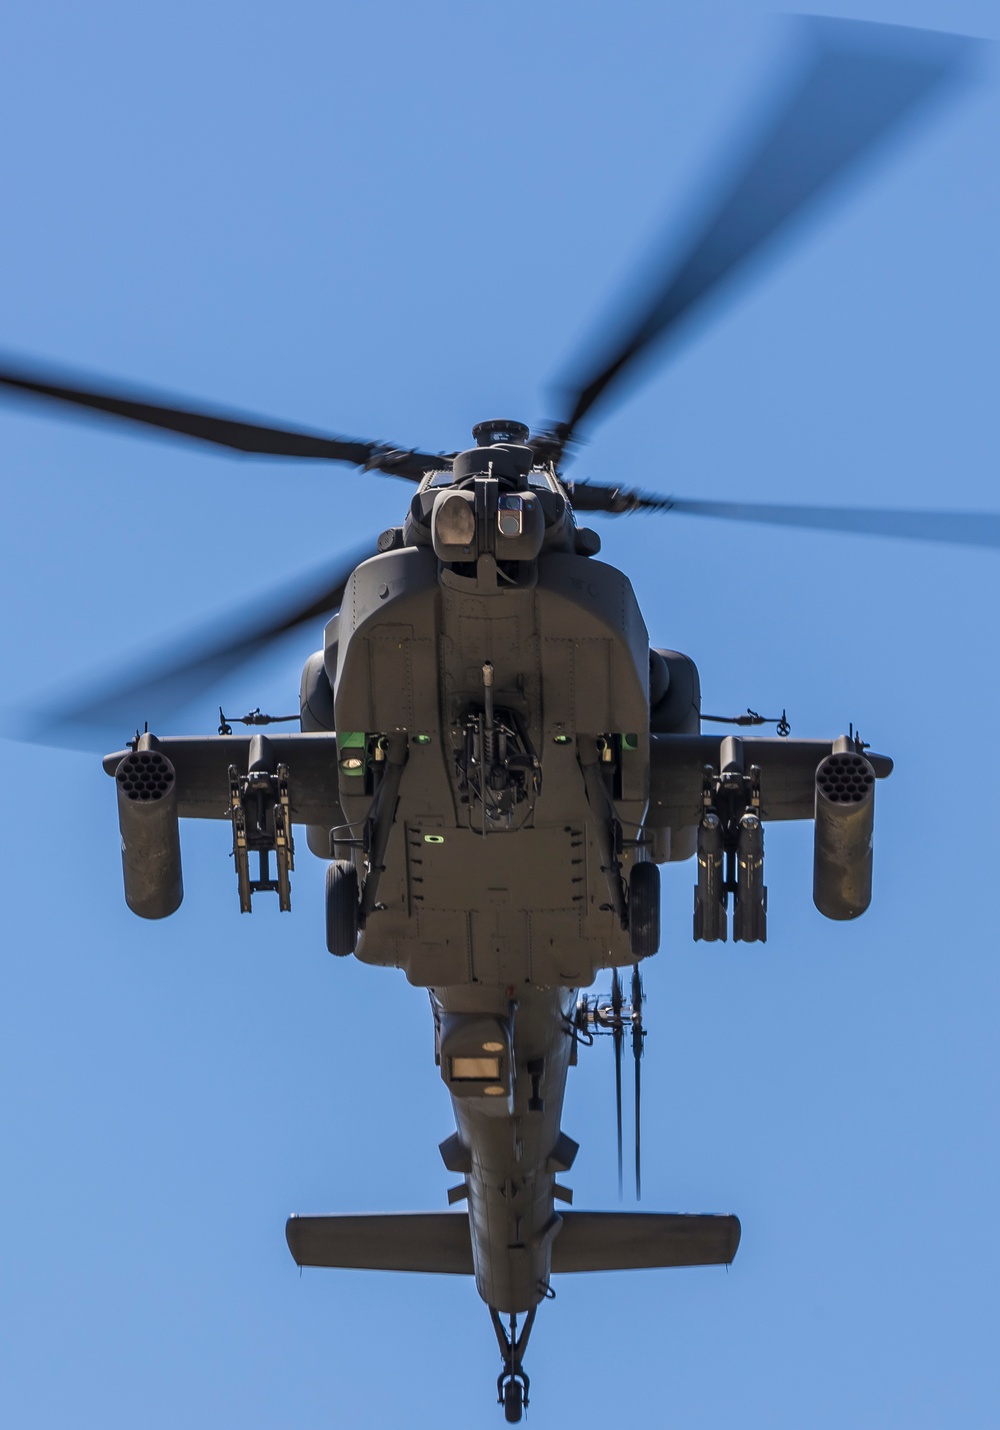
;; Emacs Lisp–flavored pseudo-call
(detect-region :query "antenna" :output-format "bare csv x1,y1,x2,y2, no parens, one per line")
612,969,624,1199
631,965,645,1200
584,971,648,1200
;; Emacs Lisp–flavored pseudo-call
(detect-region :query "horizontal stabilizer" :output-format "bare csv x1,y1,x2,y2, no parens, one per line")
286,1213,473,1275
551,1211,740,1272
286,1209,739,1277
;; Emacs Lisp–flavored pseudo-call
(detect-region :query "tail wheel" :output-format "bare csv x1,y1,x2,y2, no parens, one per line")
503,1379,523,1424
628,861,661,958
325,860,359,957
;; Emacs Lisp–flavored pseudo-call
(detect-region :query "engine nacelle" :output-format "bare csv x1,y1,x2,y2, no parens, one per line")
650,649,702,862
813,748,876,920
115,748,183,919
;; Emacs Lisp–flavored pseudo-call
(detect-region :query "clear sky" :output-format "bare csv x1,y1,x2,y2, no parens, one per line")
1,3,997,1427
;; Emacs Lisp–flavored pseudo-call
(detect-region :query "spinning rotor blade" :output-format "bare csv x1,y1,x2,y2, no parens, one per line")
550,18,977,452
18,543,371,748
642,499,1000,548
569,481,673,515
0,359,449,479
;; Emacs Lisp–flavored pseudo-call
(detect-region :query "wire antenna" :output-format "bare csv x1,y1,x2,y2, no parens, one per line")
631,965,645,1200
612,970,624,1199
580,970,647,1200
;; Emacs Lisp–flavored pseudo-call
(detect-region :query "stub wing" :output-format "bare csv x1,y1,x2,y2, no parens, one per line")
103,732,343,825
650,733,892,828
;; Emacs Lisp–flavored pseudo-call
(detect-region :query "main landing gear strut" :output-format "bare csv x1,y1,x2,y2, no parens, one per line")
490,1306,536,1422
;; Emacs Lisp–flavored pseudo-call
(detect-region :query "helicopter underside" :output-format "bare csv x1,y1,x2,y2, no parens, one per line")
333,543,654,989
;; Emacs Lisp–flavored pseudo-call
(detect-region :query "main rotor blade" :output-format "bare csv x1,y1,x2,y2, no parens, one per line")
553,18,977,448
655,499,1000,549
15,542,371,748
570,480,673,514
0,359,449,479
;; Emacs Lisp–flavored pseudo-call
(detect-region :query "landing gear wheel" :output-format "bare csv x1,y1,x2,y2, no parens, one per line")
503,1379,523,1423
628,861,660,958
490,1306,533,1422
325,859,359,956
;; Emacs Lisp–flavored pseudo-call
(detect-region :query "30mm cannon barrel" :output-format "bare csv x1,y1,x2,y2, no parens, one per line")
813,747,875,921
115,748,183,919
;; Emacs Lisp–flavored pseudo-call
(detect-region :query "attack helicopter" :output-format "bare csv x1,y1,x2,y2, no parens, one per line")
2,17,988,1424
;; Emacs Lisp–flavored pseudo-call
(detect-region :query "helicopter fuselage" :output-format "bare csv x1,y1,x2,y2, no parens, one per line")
321,495,655,1312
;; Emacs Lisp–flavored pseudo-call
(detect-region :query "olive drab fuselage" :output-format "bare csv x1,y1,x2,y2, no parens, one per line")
331,541,652,989
307,464,661,1314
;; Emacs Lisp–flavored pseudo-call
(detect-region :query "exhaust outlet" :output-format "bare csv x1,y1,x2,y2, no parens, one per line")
813,749,875,921
115,749,183,919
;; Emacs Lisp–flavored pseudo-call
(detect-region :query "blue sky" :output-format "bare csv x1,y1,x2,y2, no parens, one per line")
1,2,998,1426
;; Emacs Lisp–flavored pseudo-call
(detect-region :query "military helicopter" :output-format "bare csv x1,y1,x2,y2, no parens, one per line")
2,17,988,1423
